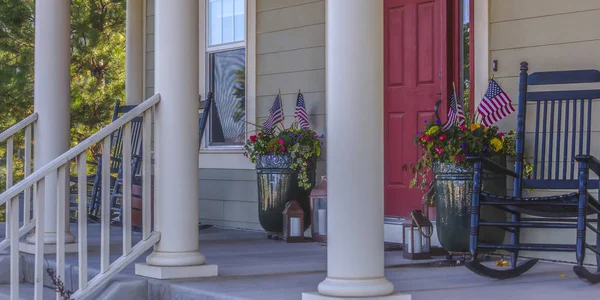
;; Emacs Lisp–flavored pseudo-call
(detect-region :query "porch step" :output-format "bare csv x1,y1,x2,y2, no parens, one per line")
0,283,56,300
17,253,149,300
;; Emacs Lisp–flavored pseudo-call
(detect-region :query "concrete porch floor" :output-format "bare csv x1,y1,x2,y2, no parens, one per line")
1,223,600,299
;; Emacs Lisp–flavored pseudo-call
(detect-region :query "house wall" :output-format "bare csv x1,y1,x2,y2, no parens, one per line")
145,0,154,98
255,0,327,165
486,0,600,264
143,0,326,231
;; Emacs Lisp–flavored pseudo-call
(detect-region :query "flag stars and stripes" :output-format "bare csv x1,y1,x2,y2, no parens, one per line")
478,79,515,126
442,84,465,131
294,92,310,129
263,93,284,132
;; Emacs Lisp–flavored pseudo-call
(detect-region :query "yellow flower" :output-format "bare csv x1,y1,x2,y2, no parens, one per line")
490,138,503,152
426,126,440,135
470,123,481,131
483,126,489,132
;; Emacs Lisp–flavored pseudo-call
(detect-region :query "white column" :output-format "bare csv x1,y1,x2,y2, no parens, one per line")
135,0,217,279
126,0,144,105
304,0,408,299
26,0,76,248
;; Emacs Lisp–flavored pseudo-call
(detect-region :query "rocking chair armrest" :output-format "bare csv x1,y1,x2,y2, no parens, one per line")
468,156,519,178
575,155,600,176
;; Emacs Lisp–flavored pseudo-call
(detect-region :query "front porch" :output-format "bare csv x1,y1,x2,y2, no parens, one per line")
0,224,597,300
2,0,600,298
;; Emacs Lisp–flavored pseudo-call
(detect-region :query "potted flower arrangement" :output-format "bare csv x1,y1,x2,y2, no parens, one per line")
244,124,324,238
409,114,522,253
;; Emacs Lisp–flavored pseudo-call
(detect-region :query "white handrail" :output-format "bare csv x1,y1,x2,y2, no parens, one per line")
0,94,160,206
0,113,38,143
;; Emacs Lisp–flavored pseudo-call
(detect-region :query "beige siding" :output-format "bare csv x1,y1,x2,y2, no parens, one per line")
200,0,327,230
256,0,327,172
145,0,154,98
198,169,263,231
142,0,326,231
490,0,600,264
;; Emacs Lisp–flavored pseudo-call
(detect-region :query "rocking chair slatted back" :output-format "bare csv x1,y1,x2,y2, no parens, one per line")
516,63,600,194
110,101,144,174
89,100,145,218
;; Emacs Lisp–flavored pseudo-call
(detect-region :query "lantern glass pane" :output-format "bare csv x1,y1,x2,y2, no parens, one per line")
313,198,327,235
403,226,411,253
290,217,302,237
422,227,431,253
283,217,288,239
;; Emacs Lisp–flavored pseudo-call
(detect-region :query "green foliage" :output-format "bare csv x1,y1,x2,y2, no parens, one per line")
232,67,246,122
409,118,533,206
0,1,126,143
0,1,127,221
409,120,512,191
70,0,126,150
244,124,324,190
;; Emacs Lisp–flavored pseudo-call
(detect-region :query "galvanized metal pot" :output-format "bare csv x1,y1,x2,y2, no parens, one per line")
433,155,507,253
255,155,314,234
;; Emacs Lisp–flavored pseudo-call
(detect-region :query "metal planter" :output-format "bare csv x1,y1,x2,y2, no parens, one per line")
433,156,507,253
255,155,314,235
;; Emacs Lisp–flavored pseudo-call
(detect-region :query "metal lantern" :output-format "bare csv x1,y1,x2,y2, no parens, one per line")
283,200,305,243
402,210,433,260
309,176,327,243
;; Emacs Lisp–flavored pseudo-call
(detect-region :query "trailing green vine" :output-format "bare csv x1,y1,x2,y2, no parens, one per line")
244,124,324,190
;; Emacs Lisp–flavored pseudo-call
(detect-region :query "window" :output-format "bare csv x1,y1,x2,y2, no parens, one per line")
456,0,473,105
207,0,246,146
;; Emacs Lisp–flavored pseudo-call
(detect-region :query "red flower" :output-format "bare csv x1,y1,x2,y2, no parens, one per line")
435,146,444,155
250,135,257,142
258,133,262,137
439,135,447,141
280,146,286,152
460,125,466,132
279,139,285,145
498,132,505,137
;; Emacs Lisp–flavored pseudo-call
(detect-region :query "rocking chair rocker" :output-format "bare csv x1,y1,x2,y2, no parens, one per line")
466,62,600,283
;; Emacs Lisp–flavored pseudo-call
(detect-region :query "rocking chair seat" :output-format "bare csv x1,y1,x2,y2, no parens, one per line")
480,191,599,217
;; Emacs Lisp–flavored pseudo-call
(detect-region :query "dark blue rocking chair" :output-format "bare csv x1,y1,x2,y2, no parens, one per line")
466,62,600,283
87,100,144,221
199,92,213,148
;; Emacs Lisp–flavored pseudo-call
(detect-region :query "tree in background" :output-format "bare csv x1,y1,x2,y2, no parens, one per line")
70,0,126,145
0,0,126,220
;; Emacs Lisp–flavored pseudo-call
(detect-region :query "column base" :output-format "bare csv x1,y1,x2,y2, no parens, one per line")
303,292,411,300
317,277,395,298
25,231,76,245
146,250,206,266
135,263,218,279
19,241,78,254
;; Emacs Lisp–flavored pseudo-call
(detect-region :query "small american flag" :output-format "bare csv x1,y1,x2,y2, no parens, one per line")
263,93,284,132
294,92,310,129
442,84,465,131
478,79,515,126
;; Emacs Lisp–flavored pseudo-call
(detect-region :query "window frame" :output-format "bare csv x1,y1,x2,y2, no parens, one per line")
203,0,248,150
452,0,475,115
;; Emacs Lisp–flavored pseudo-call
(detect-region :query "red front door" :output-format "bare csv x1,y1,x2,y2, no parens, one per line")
384,0,448,217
